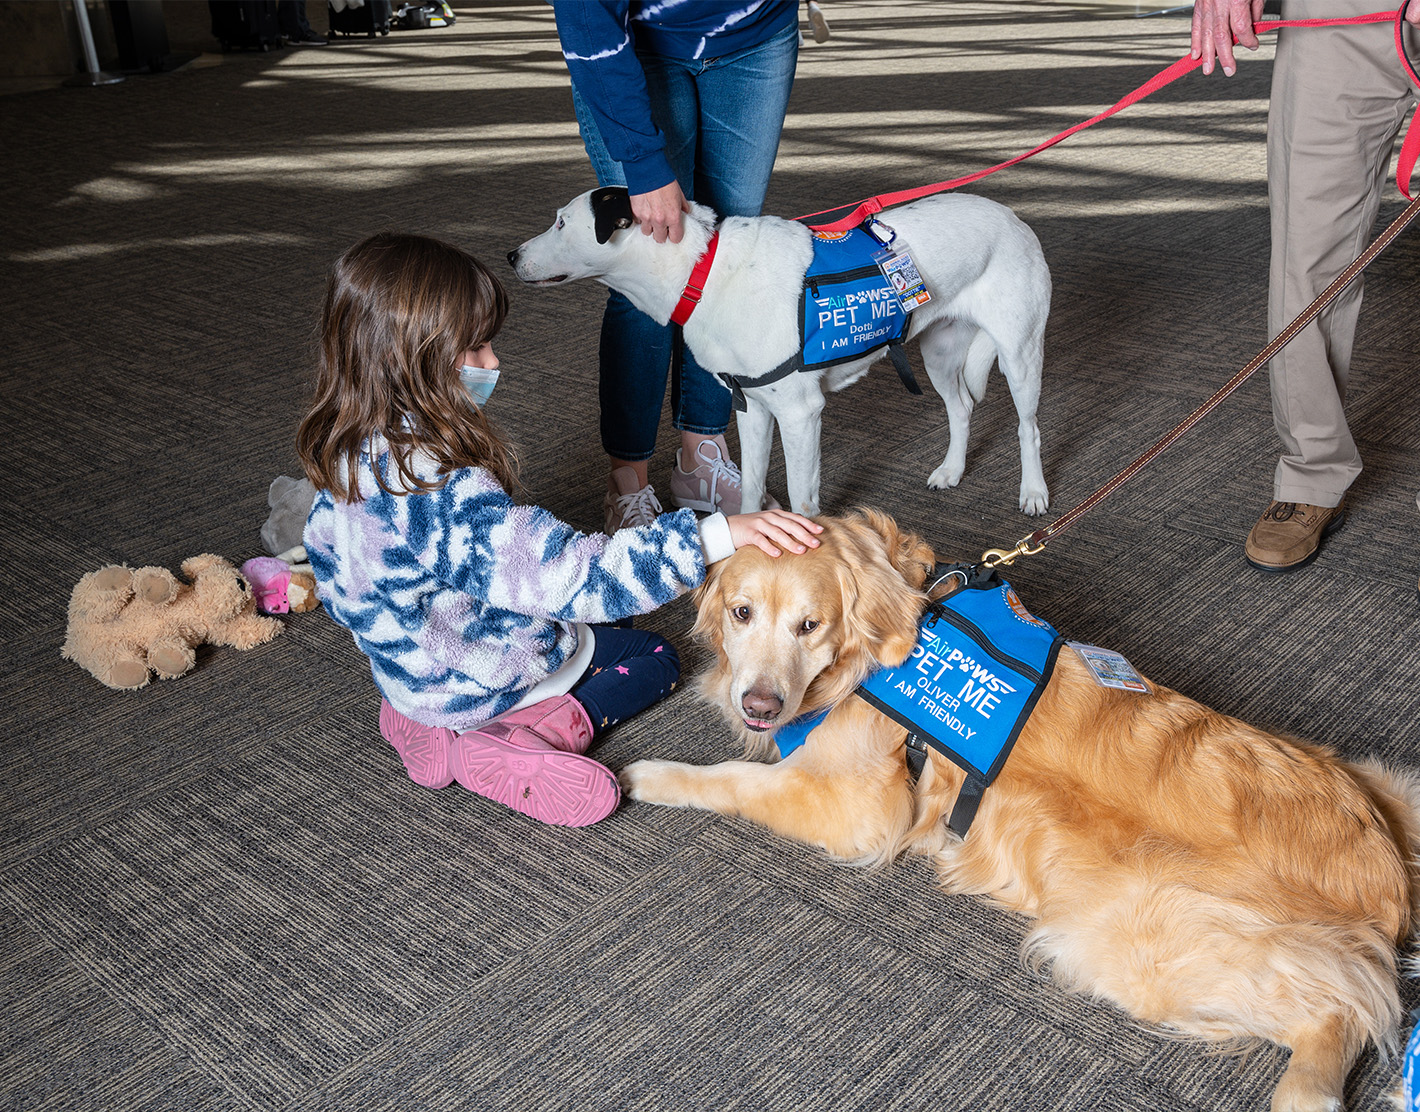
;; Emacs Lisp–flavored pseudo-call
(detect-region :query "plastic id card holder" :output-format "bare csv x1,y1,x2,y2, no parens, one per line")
1067,641,1149,693
874,247,932,312
864,218,932,313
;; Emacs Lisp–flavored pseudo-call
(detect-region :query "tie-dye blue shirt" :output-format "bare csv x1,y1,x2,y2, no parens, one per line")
552,1,796,194
304,438,721,731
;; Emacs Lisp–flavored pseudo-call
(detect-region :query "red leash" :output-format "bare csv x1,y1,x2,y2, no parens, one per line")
673,10,1415,326
800,6,1417,234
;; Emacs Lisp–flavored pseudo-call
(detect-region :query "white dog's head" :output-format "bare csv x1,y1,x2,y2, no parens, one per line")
507,187,716,302
506,187,634,286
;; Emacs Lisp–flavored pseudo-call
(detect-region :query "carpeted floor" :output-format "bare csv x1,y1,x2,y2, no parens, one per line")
4,3,1420,1110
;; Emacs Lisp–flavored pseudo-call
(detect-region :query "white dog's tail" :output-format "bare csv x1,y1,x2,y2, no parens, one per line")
962,330,998,404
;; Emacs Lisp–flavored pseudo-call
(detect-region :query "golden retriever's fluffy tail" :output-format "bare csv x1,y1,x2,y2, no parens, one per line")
1354,758,1420,958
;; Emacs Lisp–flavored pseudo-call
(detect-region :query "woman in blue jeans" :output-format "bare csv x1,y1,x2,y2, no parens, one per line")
551,1,800,533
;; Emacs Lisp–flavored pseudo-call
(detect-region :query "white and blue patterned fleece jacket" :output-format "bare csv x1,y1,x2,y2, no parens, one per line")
304,438,733,731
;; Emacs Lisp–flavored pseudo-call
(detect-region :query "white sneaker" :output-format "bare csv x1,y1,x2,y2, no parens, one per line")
670,441,744,515
604,466,663,535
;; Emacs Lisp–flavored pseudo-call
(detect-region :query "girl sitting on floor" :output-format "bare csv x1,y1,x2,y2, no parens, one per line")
296,232,820,827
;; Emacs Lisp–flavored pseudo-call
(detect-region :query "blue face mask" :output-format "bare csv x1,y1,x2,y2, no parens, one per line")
458,364,500,409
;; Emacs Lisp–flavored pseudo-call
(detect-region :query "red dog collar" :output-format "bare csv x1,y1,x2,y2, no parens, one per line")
670,231,719,326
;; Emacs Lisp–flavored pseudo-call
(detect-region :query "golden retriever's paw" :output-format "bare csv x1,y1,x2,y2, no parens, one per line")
617,759,695,806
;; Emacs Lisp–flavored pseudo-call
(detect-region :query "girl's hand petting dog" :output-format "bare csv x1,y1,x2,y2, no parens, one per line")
727,510,822,557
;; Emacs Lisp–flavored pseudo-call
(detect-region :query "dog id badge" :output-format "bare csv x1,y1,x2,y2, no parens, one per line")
865,218,932,313
1067,642,1149,693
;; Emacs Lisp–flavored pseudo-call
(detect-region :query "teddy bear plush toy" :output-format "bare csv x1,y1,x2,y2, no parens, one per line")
62,553,283,690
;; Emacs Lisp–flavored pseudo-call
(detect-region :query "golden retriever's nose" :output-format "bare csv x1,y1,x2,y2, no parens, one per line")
741,686,783,727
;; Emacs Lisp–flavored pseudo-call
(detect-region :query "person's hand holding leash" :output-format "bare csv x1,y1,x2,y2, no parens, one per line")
1191,0,1264,76
1190,0,1419,74
727,510,823,557
632,180,691,244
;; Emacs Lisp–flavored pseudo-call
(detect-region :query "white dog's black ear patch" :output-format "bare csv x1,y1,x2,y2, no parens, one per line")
591,186,635,244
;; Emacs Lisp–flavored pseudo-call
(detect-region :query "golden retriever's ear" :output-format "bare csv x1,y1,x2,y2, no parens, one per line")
690,558,727,649
831,512,926,672
850,506,936,590
836,555,923,670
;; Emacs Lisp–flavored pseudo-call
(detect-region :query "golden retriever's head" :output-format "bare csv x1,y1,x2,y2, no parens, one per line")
693,508,934,744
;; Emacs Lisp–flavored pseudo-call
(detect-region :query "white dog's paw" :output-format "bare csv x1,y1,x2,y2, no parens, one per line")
927,462,964,490
1019,486,1049,515
618,759,696,806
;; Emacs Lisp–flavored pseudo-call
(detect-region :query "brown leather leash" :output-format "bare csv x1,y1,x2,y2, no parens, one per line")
980,188,1420,569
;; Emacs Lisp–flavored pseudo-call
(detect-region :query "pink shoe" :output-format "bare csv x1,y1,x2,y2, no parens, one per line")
451,700,619,827
379,699,455,788
669,441,782,514
489,694,594,754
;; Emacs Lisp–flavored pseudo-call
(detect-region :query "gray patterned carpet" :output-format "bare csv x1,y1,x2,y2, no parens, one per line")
4,2,1420,1110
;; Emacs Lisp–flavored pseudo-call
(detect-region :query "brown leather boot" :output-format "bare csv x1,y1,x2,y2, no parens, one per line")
1244,500,1346,573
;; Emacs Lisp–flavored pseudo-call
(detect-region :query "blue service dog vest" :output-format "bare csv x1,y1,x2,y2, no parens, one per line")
716,226,919,410
775,569,1062,837
800,227,910,369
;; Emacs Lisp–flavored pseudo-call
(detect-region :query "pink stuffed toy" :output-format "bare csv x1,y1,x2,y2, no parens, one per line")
241,553,319,615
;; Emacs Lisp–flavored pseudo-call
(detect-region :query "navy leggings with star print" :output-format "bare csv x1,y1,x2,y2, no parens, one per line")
569,625,681,736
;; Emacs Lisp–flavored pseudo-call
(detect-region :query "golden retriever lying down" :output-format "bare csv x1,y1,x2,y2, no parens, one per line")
620,509,1420,1112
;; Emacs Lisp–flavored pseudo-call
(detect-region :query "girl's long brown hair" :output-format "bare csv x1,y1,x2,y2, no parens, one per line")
296,232,518,502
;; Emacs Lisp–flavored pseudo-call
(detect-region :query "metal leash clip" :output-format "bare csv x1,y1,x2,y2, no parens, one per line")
979,534,1048,569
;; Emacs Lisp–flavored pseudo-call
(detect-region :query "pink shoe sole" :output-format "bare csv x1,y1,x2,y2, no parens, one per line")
449,729,620,827
379,699,455,789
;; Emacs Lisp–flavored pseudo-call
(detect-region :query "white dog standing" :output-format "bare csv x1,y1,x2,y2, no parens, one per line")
509,188,1052,517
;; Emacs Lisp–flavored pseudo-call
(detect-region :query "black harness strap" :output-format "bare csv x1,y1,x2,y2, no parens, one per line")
719,356,803,413
903,732,984,832
949,773,989,835
905,732,929,780
887,340,922,395
720,338,921,412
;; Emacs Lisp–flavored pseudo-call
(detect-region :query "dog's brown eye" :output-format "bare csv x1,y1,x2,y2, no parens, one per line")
798,619,819,636
731,605,751,622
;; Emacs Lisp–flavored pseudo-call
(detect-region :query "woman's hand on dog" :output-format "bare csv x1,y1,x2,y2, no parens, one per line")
631,181,691,243
726,510,823,557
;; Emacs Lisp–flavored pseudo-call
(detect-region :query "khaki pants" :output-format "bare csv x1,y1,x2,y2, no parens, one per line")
1267,0,1418,507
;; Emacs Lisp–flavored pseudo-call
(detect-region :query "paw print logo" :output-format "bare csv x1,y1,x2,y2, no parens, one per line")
959,656,976,672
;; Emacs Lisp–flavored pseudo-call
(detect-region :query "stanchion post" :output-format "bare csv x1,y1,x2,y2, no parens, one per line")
64,0,124,87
